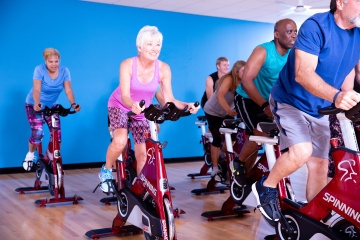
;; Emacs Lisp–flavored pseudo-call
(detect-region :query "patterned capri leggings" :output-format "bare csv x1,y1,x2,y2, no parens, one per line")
25,104,62,145
108,107,149,144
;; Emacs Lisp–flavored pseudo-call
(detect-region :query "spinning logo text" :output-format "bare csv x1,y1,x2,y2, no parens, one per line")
323,193,360,223
139,173,157,196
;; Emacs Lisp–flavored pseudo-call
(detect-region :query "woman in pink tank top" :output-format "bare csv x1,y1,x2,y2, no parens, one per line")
99,26,200,192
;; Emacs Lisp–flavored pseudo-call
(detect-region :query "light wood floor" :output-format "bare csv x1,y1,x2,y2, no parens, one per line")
0,161,307,240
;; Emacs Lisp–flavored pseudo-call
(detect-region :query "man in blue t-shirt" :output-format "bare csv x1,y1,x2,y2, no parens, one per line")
252,0,360,225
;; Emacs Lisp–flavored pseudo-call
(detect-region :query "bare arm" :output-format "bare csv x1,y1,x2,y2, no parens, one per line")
295,49,360,110
242,46,267,106
341,69,355,91
242,46,272,116
160,62,186,108
119,58,142,113
155,89,165,106
205,75,214,99
64,81,80,111
33,80,42,111
355,60,360,84
160,62,199,113
216,76,237,117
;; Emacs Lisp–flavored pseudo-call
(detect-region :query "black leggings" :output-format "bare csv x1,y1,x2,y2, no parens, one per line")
204,112,234,148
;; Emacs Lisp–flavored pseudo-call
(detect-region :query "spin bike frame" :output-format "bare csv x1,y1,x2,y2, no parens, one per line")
254,104,360,240
16,104,83,206
86,101,196,239
200,118,250,220
275,106,360,239
225,119,272,205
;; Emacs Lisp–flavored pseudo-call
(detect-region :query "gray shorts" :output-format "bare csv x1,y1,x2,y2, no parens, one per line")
269,95,330,159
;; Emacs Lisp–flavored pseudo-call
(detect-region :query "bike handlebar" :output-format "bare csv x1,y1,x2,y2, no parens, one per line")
129,100,199,123
36,104,76,117
318,102,360,123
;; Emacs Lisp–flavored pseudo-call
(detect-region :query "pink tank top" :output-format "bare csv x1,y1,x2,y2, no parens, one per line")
108,57,160,120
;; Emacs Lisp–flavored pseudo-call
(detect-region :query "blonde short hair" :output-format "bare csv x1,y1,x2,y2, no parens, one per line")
43,48,60,60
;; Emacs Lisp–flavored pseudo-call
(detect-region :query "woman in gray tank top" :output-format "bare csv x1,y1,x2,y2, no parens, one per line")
203,60,246,180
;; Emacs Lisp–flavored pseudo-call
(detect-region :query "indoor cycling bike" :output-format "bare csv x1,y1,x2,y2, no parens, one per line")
15,104,83,206
86,101,198,239
266,104,360,240
187,116,213,179
201,118,272,220
190,119,247,195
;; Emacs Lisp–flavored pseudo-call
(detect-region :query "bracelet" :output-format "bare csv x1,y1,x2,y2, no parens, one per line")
333,91,341,103
261,102,269,110
71,103,77,107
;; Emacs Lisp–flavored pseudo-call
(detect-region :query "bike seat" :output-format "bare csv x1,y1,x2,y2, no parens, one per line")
222,119,243,129
197,116,207,121
257,122,278,134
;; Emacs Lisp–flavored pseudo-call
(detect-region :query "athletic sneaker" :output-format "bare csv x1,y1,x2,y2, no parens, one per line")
98,164,114,193
252,175,281,224
211,170,224,183
231,159,247,187
23,152,36,171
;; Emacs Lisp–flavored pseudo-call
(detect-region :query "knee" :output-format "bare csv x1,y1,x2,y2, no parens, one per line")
31,129,43,144
212,137,222,148
308,158,329,175
111,137,127,152
288,143,312,166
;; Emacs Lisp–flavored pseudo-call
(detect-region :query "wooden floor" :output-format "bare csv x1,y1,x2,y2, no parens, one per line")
0,161,308,240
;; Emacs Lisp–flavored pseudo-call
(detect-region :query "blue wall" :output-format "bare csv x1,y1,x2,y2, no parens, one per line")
0,0,273,168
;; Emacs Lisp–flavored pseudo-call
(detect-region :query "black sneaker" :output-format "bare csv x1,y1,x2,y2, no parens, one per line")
231,159,247,187
252,175,281,224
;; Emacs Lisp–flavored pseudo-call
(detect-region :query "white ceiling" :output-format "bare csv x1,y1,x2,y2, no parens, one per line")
83,0,330,25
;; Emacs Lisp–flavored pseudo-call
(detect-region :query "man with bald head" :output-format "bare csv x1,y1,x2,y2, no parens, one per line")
232,18,297,188
252,0,360,226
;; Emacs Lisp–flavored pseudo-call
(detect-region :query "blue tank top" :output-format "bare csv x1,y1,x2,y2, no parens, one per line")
236,40,290,100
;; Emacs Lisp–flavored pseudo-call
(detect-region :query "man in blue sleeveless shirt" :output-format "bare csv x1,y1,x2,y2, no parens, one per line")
252,0,360,225
232,18,297,187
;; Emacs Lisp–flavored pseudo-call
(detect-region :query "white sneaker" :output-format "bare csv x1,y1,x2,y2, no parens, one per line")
23,152,36,171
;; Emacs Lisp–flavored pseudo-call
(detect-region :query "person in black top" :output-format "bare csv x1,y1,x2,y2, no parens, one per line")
201,57,229,108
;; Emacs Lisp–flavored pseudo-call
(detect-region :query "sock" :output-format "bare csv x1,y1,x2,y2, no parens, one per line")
25,151,34,160
211,166,219,176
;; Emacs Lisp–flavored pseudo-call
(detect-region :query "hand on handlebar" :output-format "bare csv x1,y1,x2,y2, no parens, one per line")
131,101,145,115
335,90,360,111
187,102,200,114
228,109,237,117
71,103,81,112
34,103,42,112
263,105,273,117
